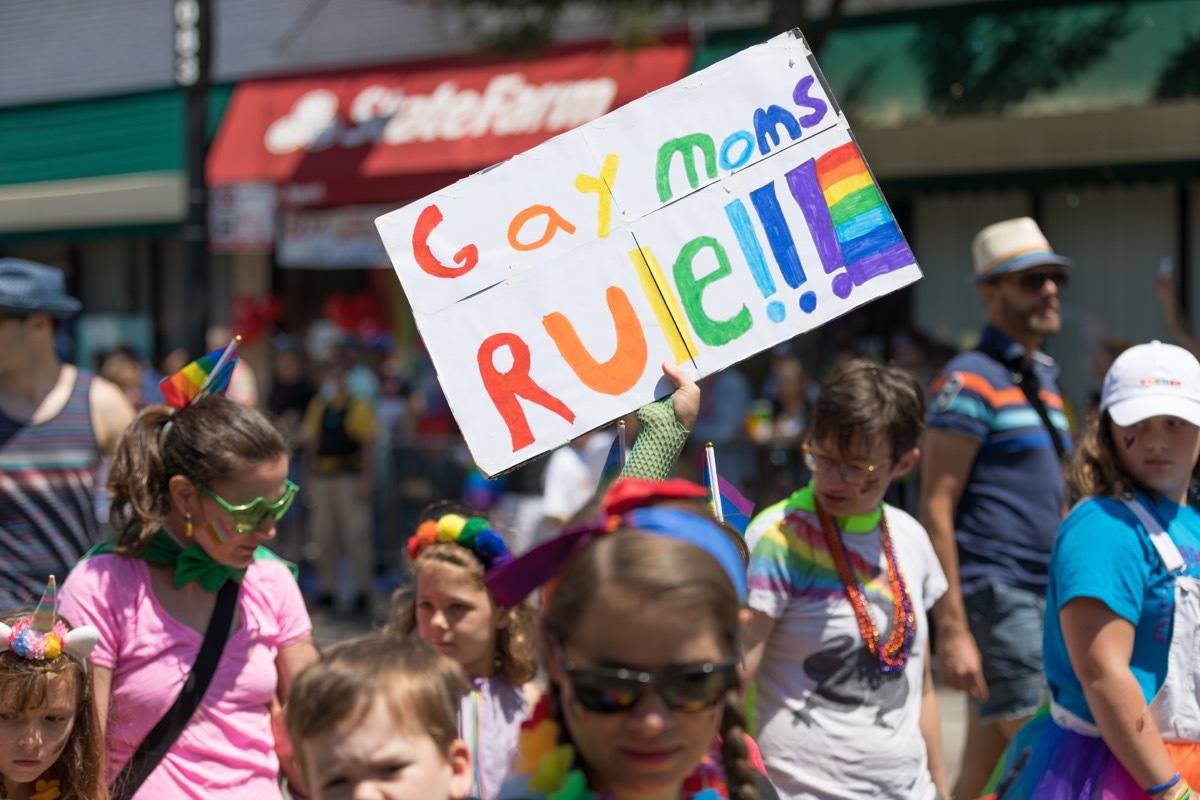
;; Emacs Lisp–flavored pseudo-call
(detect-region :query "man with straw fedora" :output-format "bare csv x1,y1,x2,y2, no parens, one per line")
920,217,1073,797
0,258,135,613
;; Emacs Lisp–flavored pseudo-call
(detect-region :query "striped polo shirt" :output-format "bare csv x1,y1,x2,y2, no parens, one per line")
927,326,1068,594
0,370,101,612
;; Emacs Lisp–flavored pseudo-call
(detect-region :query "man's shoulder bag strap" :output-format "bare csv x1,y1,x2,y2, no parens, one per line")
975,340,1067,462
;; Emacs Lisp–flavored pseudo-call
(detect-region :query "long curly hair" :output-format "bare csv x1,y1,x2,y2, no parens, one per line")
0,614,105,800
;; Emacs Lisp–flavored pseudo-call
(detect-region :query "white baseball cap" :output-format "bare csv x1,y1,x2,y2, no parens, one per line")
1101,340,1200,426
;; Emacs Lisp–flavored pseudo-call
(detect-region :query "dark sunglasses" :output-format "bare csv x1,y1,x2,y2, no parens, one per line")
560,654,739,714
1001,271,1069,292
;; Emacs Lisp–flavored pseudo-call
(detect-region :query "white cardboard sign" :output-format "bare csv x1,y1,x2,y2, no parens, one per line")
377,31,922,476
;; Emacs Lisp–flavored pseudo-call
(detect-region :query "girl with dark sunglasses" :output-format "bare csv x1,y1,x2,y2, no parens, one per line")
384,362,703,800
58,363,318,799
487,478,779,800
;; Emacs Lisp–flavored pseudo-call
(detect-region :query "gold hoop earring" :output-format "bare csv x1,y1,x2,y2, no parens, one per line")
185,513,193,538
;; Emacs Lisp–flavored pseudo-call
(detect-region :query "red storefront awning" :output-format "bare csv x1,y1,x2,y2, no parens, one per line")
207,39,692,208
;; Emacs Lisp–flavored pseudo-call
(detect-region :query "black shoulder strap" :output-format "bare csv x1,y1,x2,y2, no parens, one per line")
111,579,240,800
975,340,1067,462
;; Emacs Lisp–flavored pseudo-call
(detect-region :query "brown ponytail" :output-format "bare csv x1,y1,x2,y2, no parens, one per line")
107,406,174,552
107,395,288,555
718,690,762,800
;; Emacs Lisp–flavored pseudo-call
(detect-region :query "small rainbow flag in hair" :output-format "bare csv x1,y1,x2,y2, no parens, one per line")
594,421,626,498
704,443,755,535
159,336,241,409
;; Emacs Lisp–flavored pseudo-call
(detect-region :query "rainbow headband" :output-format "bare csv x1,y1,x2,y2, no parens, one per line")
0,576,99,662
408,514,514,572
486,478,748,609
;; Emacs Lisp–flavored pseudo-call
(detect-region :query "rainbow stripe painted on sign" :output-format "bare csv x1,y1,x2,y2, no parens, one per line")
801,142,914,299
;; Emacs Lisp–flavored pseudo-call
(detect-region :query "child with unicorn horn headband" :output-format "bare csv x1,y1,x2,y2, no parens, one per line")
0,575,103,800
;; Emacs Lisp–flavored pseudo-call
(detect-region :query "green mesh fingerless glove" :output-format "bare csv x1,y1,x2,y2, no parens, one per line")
620,396,690,481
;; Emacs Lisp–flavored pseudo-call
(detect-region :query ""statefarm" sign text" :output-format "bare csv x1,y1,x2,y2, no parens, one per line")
265,74,620,153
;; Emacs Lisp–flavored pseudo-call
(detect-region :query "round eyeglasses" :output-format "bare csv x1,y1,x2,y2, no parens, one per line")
801,445,890,487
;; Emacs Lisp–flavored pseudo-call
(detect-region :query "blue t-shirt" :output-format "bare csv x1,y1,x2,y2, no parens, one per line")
926,325,1069,594
1044,494,1200,725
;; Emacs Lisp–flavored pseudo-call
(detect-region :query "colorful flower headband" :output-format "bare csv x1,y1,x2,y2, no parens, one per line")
408,513,514,572
0,576,99,662
485,478,747,610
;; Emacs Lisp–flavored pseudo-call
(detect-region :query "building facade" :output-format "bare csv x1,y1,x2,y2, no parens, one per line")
2,0,1198,408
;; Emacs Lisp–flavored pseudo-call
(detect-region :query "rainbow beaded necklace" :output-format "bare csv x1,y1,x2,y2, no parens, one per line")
814,500,915,673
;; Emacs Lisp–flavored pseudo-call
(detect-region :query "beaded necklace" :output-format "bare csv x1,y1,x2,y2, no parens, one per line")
814,500,915,673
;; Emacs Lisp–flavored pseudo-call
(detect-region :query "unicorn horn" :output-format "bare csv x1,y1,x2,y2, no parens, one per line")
31,575,57,633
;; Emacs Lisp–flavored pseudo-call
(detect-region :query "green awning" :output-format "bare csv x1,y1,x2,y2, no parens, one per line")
0,85,232,186
693,0,1200,130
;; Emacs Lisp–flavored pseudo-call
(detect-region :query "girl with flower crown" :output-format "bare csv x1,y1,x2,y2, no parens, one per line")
0,577,103,800
484,477,778,800
387,506,538,800
741,360,951,799
57,361,319,800
389,362,701,800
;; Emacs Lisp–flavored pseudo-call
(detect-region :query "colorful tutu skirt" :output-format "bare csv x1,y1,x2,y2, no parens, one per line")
982,704,1200,799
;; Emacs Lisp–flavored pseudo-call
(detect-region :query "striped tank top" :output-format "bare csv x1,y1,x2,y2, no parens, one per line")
0,370,101,613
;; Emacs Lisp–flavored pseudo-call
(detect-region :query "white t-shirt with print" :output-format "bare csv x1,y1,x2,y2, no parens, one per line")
746,490,948,799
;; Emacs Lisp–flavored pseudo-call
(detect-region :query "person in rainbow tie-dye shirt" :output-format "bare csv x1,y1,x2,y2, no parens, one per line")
743,360,950,799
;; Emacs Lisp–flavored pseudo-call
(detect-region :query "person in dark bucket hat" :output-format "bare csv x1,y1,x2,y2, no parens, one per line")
0,258,134,614
0,258,83,318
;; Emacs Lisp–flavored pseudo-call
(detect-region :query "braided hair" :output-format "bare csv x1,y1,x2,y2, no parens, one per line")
717,689,762,800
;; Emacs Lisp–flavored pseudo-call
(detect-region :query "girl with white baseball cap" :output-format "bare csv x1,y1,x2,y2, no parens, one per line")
985,341,1200,799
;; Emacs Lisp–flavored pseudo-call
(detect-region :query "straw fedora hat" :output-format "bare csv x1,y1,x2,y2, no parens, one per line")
972,217,1072,282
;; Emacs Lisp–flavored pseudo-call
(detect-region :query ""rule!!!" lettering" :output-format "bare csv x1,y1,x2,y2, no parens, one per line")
543,286,647,396
477,333,576,452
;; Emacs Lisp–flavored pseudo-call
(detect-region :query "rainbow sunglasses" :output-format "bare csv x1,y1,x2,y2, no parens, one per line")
198,480,299,534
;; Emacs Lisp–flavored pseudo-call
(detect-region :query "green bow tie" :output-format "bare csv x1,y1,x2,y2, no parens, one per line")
146,532,248,592
85,530,297,593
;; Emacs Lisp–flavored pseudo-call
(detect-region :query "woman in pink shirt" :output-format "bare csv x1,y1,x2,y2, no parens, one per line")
59,391,318,799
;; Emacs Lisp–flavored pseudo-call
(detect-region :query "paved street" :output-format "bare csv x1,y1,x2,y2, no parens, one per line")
309,602,970,785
